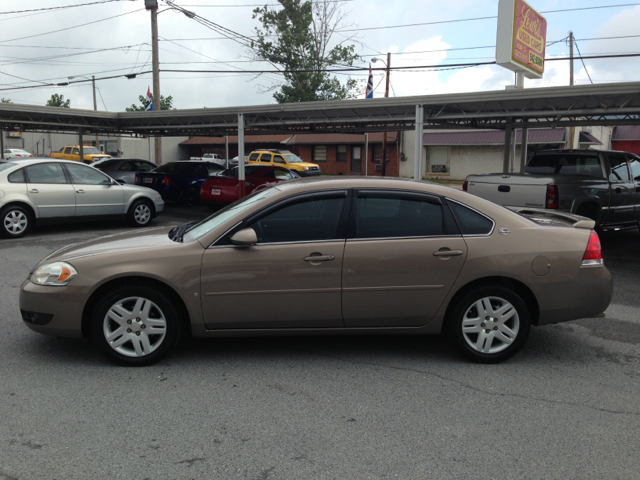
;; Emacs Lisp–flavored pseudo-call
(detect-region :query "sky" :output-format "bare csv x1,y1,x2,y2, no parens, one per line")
1,0,640,112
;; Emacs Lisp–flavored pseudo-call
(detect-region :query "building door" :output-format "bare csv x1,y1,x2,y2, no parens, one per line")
351,146,362,173
429,146,450,174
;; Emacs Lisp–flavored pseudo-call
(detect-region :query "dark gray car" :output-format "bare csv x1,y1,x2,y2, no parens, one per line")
92,158,157,185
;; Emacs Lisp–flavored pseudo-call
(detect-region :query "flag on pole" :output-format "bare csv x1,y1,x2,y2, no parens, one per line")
145,87,154,111
365,64,374,99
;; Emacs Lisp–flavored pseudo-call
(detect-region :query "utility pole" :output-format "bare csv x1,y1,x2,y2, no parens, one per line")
568,31,575,150
381,52,390,176
147,0,162,165
92,75,99,149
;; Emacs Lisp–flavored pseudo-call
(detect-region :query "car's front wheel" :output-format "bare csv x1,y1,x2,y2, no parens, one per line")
1,205,31,239
127,199,153,227
449,286,531,363
90,284,182,366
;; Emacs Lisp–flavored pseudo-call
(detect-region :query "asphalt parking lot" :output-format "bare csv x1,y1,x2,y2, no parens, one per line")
1,204,639,480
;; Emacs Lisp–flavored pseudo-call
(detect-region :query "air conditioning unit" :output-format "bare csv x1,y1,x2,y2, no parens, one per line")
375,164,382,171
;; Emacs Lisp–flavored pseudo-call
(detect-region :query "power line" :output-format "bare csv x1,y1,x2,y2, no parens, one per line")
179,0,353,6
0,0,126,15
574,42,594,85
0,8,145,44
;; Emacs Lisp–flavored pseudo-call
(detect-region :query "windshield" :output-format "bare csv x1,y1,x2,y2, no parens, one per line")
181,187,278,243
525,154,603,177
283,154,303,163
83,147,103,155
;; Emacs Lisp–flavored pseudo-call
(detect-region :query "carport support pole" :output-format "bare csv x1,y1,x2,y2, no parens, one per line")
413,104,424,180
0,129,4,159
502,123,513,174
225,136,229,169
238,114,245,199
520,127,528,172
364,133,369,176
79,129,84,163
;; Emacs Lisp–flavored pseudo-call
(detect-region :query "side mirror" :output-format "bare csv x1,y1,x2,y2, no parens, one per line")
229,228,257,246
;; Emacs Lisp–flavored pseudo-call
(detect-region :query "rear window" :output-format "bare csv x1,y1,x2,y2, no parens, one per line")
525,154,603,177
0,162,17,173
154,162,194,174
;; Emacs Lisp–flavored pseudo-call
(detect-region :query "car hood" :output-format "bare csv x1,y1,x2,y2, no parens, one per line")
35,226,178,268
291,162,318,168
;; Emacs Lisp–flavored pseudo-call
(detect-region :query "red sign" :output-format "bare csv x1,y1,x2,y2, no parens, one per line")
511,0,547,75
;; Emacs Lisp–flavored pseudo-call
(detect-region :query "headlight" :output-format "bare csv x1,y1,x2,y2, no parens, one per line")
31,262,78,286
157,194,162,200
303,166,309,170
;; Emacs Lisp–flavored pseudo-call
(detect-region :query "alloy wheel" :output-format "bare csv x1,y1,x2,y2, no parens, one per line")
133,204,151,225
3,210,28,235
102,296,167,358
461,296,520,355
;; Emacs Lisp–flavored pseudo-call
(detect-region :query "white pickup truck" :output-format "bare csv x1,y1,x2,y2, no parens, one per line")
190,153,225,166
465,149,640,229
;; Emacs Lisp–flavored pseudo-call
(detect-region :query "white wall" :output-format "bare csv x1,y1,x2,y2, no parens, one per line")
1,130,187,165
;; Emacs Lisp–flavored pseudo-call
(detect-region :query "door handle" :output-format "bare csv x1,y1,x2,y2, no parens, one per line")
76,189,85,194
304,254,335,262
29,189,39,194
433,249,464,257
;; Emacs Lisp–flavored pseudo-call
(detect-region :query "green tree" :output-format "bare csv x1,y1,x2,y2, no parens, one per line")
46,94,71,108
125,94,174,112
252,0,360,103
1,98,12,103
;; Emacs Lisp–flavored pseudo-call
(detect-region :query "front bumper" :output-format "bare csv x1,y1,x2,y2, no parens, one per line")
19,279,88,338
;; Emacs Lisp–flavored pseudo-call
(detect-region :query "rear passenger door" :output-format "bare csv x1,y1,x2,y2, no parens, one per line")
627,154,640,223
606,153,635,225
342,190,467,328
24,163,76,218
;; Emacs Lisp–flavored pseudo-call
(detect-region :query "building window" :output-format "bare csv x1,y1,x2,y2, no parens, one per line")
313,145,327,162
337,145,347,162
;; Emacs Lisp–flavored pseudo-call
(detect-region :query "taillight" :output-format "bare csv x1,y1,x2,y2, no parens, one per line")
546,185,558,209
462,180,468,191
582,230,603,266
161,176,174,185
134,174,139,183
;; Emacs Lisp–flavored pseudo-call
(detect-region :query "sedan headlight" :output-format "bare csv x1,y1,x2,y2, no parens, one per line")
31,262,78,286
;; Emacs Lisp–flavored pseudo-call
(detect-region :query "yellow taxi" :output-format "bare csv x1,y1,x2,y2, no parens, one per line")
247,149,321,176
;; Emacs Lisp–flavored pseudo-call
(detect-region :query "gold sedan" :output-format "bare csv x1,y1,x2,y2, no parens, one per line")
20,177,612,366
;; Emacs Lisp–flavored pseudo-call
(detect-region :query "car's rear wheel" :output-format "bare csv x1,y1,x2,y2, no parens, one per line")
127,199,153,227
90,285,182,366
1,205,31,239
183,188,199,207
449,286,531,363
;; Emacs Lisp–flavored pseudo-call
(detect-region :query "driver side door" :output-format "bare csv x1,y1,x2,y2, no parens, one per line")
200,191,349,330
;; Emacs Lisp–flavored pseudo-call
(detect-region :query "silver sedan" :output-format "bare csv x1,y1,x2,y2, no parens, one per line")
0,158,164,238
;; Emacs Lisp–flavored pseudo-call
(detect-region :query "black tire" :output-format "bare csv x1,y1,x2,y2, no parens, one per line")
127,199,153,227
90,284,182,366
448,286,531,363
183,188,199,207
0,204,31,239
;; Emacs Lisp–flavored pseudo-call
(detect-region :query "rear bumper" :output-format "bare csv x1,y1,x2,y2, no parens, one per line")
534,265,613,325
298,170,321,177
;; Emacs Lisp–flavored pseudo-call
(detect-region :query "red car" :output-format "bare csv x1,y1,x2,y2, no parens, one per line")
200,165,299,207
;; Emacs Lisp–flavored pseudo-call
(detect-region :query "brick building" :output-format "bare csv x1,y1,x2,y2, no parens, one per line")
181,132,400,176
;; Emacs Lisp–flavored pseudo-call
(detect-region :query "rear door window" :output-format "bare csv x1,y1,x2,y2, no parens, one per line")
249,153,260,162
25,163,68,184
608,154,631,182
354,193,450,238
525,154,603,177
260,154,273,163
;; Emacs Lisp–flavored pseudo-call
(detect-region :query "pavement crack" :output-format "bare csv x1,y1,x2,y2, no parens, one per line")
319,353,640,417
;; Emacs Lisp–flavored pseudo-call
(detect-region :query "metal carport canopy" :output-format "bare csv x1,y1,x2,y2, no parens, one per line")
2,81,640,136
